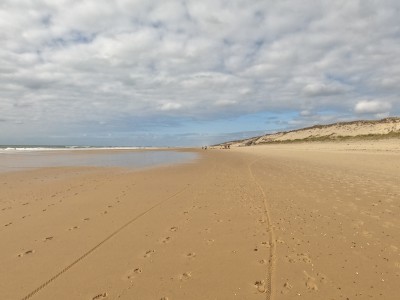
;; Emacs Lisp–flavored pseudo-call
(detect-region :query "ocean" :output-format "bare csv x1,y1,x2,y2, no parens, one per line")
0,146,197,172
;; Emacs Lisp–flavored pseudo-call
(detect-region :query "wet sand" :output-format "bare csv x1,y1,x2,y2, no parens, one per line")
1,143,399,299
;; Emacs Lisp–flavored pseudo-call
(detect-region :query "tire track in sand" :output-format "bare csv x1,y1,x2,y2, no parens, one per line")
20,186,190,300
248,158,276,300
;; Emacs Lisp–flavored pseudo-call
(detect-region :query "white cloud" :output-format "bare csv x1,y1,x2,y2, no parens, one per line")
354,100,392,114
159,102,182,111
299,110,313,117
303,83,348,97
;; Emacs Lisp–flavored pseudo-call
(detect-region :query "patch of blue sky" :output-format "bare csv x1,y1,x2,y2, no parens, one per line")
47,31,96,48
69,30,96,44
158,111,291,135
40,14,52,27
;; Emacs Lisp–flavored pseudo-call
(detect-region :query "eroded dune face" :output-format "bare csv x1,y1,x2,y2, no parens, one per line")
221,117,400,147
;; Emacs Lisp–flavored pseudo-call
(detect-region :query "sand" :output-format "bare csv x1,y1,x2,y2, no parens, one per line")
1,142,399,299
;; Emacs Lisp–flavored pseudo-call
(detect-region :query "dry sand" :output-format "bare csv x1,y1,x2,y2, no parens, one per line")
1,142,399,299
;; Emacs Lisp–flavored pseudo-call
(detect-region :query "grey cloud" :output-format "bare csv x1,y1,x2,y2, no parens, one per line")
302,83,348,97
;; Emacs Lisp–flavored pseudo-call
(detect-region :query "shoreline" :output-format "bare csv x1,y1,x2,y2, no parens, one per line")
1,142,399,299
0,148,198,174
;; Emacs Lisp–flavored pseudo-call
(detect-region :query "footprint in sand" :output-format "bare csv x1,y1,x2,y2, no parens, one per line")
206,239,215,245
318,272,328,284
91,292,108,299
186,252,196,259
299,253,312,264
161,237,172,244
170,226,178,232
125,268,143,279
287,253,312,264
254,280,266,293
83,218,90,221
4,222,12,227
259,259,267,264
261,241,271,248
281,281,293,294
304,271,318,291
18,250,35,257
43,236,54,242
179,272,192,281
144,249,155,258
160,297,169,300
68,226,79,231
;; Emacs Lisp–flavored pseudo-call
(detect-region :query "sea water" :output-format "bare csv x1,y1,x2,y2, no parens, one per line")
0,146,197,172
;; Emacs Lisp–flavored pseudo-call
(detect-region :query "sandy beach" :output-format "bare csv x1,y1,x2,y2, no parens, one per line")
1,142,399,299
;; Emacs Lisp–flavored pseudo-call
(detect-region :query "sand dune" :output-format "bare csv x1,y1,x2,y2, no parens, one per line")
218,117,400,147
1,142,399,299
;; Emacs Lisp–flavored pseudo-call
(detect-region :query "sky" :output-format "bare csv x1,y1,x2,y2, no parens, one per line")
1,0,399,146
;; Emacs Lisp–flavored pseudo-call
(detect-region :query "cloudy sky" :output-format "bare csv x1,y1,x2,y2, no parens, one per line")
1,0,399,146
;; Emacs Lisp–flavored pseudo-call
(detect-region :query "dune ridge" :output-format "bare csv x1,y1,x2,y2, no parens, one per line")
216,117,400,147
